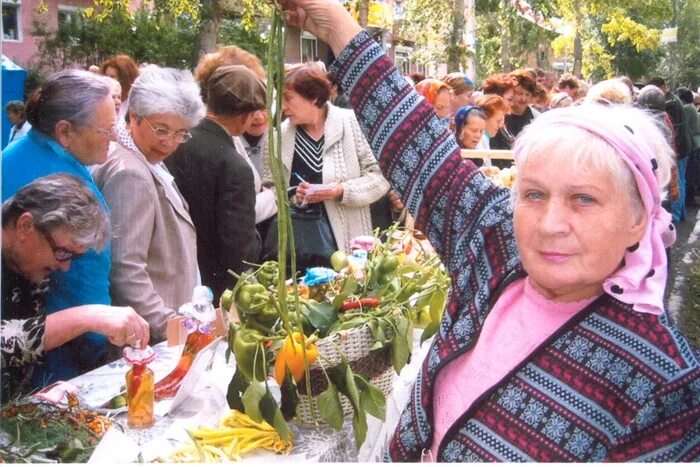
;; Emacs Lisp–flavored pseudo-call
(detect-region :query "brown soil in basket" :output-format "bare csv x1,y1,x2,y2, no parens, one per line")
298,347,393,396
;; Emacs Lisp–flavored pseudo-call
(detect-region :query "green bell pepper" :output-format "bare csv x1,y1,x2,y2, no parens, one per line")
235,283,268,315
257,261,279,289
232,326,268,382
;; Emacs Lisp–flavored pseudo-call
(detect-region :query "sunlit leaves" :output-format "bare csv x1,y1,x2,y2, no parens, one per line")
602,8,660,51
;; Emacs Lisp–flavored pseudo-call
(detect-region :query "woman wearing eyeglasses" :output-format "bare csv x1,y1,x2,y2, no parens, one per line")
1,174,150,403
2,70,117,386
93,66,205,346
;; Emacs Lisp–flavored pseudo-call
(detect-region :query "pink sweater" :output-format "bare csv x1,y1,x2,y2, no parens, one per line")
428,277,598,459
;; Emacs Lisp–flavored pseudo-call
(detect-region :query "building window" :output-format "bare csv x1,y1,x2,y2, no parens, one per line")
395,48,411,75
58,5,82,27
300,32,317,62
2,1,21,41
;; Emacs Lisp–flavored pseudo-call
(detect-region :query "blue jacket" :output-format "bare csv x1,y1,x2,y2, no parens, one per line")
2,129,111,384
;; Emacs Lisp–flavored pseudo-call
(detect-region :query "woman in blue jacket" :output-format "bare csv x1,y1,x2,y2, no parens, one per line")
2,70,117,385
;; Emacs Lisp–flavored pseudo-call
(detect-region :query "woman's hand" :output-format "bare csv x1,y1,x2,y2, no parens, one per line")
44,305,151,351
388,190,405,211
295,181,344,205
92,305,150,348
282,0,362,56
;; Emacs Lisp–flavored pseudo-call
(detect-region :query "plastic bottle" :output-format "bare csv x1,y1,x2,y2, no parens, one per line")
124,344,156,429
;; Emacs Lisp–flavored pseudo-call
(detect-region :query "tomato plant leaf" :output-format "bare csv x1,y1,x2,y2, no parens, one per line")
392,315,411,375
355,375,386,421
260,386,289,440
301,301,337,337
241,381,266,423
317,383,344,430
280,366,299,421
352,406,368,448
226,368,249,412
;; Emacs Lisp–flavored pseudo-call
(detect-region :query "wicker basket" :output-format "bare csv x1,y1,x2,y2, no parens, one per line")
296,324,395,425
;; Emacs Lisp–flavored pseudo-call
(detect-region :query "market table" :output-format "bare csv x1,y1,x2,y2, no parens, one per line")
75,329,432,463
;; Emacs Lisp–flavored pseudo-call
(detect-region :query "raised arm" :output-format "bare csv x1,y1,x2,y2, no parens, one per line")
285,0,514,280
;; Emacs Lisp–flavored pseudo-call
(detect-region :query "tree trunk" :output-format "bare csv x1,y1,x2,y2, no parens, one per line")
573,32,582,76
358,0,369,28
499,0,511,71
572,0,582,76
447,0,466,71
192,0,223,68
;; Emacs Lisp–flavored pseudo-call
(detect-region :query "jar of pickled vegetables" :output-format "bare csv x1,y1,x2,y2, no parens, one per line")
152,286,217,401
124,344,156,429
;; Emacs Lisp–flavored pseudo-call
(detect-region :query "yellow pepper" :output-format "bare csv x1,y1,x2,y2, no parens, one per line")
274,332,318,385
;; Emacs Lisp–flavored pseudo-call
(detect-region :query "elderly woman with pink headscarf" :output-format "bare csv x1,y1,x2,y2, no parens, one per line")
281,0,700,461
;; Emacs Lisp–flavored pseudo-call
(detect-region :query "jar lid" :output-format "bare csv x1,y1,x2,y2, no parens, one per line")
123,345,156,366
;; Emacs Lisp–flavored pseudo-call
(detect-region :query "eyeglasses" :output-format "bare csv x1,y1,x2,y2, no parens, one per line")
142,118,192,143
87,123,117,138
43,231,84,262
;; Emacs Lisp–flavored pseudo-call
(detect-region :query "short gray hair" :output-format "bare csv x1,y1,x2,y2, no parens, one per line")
584,79,632,105
512,104,674,216
549,92,573,109
127,65,205,127
2,174,110,251
637,85,666,113
105,76,121,95
26,70,112,138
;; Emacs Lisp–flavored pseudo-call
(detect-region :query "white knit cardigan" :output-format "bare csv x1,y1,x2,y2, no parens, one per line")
260,103,390,250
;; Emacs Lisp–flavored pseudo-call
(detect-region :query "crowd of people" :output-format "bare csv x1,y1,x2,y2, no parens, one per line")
409,62,700,201
2,0,700,459
0,45,394,401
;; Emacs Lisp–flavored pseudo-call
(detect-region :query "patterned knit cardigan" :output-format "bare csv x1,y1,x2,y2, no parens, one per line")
330,31,700,462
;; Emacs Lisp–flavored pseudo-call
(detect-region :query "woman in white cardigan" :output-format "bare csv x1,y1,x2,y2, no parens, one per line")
260,63,389,257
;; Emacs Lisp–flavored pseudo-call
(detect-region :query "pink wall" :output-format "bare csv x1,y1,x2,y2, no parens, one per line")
3,0,143,69
3,0,91,68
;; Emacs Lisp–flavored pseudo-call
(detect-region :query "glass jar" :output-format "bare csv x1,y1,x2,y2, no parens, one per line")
124,345,156,429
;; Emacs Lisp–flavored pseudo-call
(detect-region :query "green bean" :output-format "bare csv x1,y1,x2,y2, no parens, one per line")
265,5,293,335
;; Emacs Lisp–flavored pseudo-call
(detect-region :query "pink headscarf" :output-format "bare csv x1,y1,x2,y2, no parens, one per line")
513,105,676,315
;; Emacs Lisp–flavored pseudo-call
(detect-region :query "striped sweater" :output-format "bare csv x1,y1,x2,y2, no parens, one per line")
329,31,700,462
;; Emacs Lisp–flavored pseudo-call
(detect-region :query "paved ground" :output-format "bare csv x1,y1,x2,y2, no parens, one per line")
665,200,700,343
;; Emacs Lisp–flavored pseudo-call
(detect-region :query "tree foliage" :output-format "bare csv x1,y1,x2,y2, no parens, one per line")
82,0,199,23
671,0,700,90
399,0,453,70
529,0,670,79
31,7,198,72
29,0,269,76
473,0,555,79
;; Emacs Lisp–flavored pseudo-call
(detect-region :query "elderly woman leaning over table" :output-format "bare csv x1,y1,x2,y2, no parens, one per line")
93,66,205,346
1,174,149,403
283,0,700,461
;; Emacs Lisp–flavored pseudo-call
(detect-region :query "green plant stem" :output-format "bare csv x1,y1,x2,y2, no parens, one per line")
265,7,293,338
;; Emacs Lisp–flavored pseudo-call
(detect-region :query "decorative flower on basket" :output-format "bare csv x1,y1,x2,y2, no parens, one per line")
221,226,449,449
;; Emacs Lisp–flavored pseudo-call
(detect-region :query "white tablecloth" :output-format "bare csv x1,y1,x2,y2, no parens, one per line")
78,330,433,463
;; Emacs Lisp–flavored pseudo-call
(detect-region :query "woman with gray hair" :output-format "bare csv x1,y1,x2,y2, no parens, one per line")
284,1,700,460
637,84,681,205
1,174,149,403
584,78,633,105
2,69,117,386
93,65,205,344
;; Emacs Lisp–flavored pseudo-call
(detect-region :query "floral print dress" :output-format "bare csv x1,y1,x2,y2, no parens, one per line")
1,261,48,403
